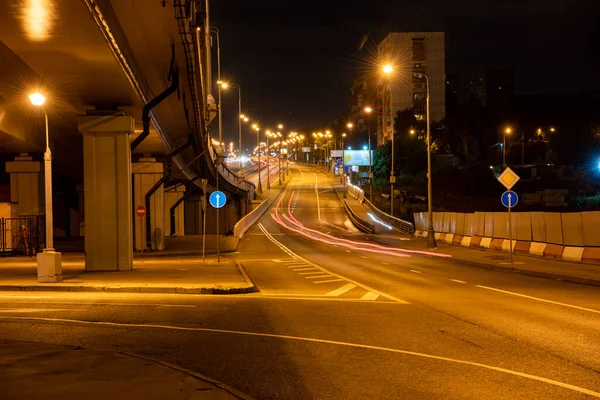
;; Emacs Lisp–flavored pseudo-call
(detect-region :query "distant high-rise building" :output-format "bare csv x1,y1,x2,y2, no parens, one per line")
348,73,377,136
468,69,514,108
377,32,446,146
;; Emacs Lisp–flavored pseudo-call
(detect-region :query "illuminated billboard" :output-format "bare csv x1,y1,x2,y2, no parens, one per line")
343,150,373,166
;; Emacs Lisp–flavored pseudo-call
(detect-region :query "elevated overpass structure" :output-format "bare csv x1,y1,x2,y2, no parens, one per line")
0,0,254,271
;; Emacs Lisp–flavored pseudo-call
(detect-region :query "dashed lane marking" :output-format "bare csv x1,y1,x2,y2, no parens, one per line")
410,270,422,274
293,267,318,271
360,292,380,301
314,278,345,284
325,283,357,297
450,279,467,284
381,262,390,265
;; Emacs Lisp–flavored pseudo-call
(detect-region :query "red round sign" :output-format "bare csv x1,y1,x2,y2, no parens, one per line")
135,204,146,218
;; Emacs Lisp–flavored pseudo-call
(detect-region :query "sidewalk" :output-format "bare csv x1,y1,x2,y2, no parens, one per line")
377,233,600,286
0,254,256,294
0,339,250,400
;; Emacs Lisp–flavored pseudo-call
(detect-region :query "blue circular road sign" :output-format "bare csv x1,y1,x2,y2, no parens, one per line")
501,190,518,208
209,191,226,208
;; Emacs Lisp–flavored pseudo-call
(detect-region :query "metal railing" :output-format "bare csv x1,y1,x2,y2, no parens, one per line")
345,176,414,235
0,215,44,256
363,198,414,235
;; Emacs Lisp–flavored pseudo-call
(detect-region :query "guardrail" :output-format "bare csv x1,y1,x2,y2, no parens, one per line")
345,176,414,236
343,199,375,234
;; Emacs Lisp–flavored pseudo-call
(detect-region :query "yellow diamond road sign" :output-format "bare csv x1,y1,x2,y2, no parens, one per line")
498,167,520,190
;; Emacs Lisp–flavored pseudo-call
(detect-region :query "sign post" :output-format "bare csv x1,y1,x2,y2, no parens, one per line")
135,205,146,254
209,190,226,263
498,167,520,264
501,190,518,263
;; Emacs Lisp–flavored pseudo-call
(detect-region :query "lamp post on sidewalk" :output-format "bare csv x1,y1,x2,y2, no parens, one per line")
253,124,262,193
419,73,437,249
29,92,62,282
363,107,374,203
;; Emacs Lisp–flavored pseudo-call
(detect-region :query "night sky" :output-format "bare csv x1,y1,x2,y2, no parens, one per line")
210,0,599,146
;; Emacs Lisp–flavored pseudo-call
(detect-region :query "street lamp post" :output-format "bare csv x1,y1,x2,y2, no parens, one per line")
363,107,374,202
504,127,511,166
265,132,271,190
382,64,395,215
29,92,62,282
253,125,262,193
211,28,222,143
278,143,282,185
423,74,437,248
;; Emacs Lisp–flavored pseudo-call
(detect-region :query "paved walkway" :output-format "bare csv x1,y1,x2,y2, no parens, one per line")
0,339,249,400
0,255,255,294
344,197,600,286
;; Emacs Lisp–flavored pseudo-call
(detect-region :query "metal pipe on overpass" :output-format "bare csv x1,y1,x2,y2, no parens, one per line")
131,68,180,152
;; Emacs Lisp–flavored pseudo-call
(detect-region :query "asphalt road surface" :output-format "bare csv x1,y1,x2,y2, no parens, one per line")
1,164,599,399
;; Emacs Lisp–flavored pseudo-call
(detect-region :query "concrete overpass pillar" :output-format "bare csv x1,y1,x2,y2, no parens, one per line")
165,185,185,237
78,114,133,271
5,155,43,217
132,158,165,250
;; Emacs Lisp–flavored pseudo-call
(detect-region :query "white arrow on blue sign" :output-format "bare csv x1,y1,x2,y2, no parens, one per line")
501,190,518,208
209,191,226,208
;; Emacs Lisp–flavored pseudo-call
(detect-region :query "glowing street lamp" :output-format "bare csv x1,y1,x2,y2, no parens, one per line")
382,64,393,75
29,92,62,282
504,127,512,166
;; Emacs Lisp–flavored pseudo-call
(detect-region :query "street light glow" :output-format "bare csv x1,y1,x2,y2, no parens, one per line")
382,64,393,74
278,124,283,129
347,122,353,129
364,106,373,114
505,127,512,134
29,92,46,106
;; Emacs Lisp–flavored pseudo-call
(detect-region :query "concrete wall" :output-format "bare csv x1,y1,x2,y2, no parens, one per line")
414,210,600,247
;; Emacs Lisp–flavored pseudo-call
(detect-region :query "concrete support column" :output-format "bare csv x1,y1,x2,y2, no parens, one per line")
5,155,43,217
78,114,133,271
132,158,165,250
165,185,185,237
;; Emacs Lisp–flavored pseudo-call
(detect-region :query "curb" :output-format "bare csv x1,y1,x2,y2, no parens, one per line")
412,234,600,287
121,351,255,400
0,283,257,295
133,247,238,259
234,261,260,293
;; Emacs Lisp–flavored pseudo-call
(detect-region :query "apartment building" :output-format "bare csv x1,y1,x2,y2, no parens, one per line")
377,32,446,146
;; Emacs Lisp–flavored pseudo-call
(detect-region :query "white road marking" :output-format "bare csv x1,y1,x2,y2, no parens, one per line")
360,292,380,301
3,316,598,398
299,272,326,275
255,295,397,303
381,262,390,265
360,256,368,259
313,278,345,284
292,267,317,271
450,279,467,284
257,223,409,304
325,283,357,297
306,275,333,279
410,270,422,274
0,308,77,313
476,285,600,314
345,250,351,253
0,295,54,299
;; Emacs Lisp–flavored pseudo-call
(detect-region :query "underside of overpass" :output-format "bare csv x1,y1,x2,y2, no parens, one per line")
0,0,254,269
